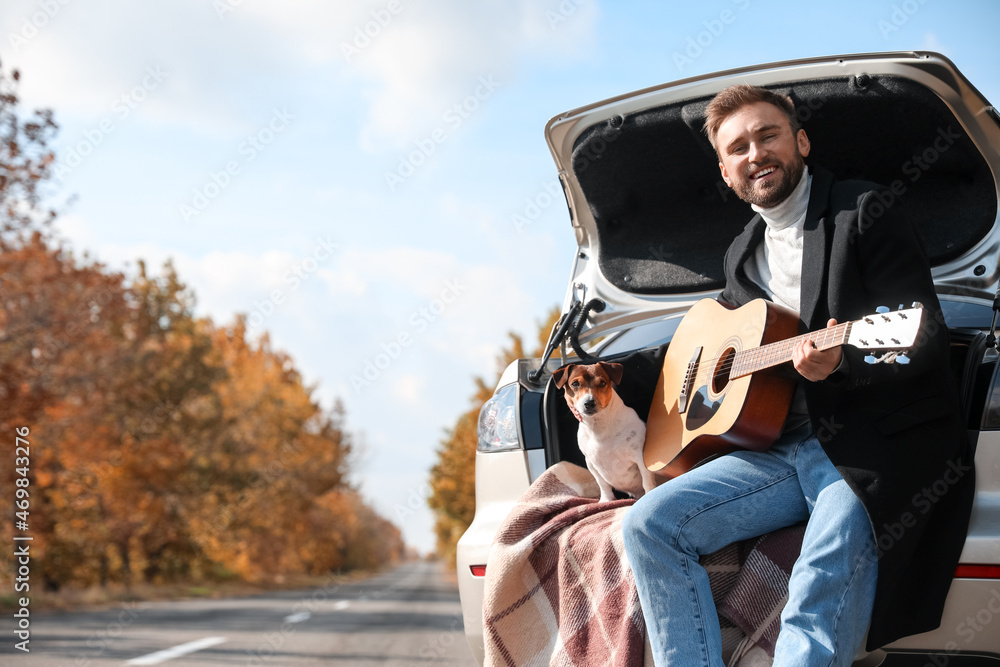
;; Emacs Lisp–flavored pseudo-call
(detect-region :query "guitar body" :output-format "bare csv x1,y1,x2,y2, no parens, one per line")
644,298,801,478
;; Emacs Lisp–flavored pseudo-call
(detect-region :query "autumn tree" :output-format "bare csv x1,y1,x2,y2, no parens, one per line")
183,318,361,581
94,260,225,585
1,63,404,592
428,307,560,566
0,234,135,589
0,59,58,250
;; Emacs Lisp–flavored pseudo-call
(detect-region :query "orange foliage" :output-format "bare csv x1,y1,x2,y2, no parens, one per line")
0,63,403,591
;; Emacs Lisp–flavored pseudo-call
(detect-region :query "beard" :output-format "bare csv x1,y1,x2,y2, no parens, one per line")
732,154,805,208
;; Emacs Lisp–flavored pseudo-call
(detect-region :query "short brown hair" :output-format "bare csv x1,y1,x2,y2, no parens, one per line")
704,85,800,153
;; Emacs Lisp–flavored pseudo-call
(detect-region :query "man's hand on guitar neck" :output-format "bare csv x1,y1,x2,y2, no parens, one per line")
792,318,845,382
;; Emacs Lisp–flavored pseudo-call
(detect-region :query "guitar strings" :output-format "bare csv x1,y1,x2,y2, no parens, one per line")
696,326,844,379
688,323,850,384
684,310,914,387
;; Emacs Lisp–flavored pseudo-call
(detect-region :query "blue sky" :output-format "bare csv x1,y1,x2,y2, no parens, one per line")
3,0,999,555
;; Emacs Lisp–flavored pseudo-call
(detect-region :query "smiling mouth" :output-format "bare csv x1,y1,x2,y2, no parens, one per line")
750,165,778,180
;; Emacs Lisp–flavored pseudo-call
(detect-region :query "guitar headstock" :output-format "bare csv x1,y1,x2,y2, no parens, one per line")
847,304,924,360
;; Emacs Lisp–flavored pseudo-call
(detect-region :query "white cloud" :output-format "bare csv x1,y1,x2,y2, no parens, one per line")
2,0,304,134
347,1,599,149
246,0,600,150
341,245,458,288
2,0,597,148
393,373,426,405
55,214,335,321
317,266,368,298
54,215,538,388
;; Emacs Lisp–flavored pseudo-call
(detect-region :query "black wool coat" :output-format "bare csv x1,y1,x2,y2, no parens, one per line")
719,164,976,649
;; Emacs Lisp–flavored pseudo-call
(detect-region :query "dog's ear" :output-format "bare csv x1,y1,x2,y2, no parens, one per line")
552,364,575,389
598,361,624,386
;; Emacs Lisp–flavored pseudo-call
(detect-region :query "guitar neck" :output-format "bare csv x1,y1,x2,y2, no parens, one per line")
731,321,852,378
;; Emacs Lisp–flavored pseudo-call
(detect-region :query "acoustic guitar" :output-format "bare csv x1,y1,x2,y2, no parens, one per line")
643,298,924,478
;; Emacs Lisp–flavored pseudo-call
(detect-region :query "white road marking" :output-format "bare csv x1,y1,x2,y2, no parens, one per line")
126,636,227,665
333,600,351,611
284,611,311,623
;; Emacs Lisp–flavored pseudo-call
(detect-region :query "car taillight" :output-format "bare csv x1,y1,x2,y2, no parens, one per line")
955,564,1000,579
477,383,521,452
470,565,487,577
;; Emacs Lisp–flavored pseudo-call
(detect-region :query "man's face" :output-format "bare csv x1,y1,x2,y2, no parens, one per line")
716,101,810,208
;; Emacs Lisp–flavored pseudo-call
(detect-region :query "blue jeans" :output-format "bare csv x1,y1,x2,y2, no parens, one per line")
622,425,878,667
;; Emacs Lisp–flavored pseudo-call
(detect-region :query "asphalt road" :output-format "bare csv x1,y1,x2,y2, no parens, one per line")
2,560,479,666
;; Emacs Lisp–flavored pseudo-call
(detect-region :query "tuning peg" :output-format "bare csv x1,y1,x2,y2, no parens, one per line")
896,354,910,365
911,301,923,309
864,354,877,365
876,306,890,314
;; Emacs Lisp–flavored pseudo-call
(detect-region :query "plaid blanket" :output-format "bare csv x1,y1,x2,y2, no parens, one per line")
483,462,804,667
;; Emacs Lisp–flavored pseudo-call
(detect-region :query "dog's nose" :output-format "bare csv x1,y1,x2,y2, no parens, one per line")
582,398,597,413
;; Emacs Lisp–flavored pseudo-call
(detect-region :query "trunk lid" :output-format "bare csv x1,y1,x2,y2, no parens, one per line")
545,51,1000,342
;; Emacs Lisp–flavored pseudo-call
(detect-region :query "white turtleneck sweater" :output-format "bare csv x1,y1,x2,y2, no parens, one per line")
742,166,813,430
742,167,812,312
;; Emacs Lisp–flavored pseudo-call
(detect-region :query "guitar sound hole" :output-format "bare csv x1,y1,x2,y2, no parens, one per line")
712,348,734,394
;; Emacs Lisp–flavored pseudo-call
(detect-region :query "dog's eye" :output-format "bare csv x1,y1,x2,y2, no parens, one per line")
598,380,606,387
571,381,580,388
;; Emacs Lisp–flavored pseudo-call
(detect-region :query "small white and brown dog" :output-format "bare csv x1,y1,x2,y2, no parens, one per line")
553,361,659,502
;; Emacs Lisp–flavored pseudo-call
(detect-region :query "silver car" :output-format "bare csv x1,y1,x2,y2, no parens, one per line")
458,51,1000,666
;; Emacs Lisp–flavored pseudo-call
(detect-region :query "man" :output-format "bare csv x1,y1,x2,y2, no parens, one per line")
622,85,976,666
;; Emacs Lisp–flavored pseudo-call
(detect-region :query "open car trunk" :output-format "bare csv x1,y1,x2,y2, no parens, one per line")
572,72,996,295
544,52,1000,335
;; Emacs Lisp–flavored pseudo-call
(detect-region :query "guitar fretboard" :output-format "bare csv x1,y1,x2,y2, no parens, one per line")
730,322,853,379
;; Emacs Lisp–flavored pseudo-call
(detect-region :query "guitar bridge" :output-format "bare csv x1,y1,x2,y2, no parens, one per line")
678,346,702,414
